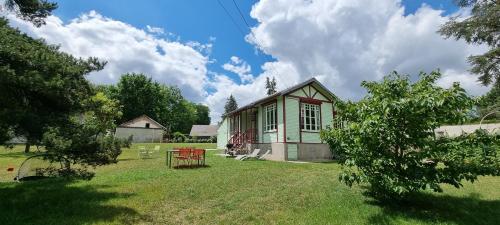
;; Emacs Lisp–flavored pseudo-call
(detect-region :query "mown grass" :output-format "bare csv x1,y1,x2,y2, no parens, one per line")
0,143,499,225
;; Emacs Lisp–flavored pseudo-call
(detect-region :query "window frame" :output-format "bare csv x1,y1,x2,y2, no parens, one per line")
264,103,277,132
300,102,321,132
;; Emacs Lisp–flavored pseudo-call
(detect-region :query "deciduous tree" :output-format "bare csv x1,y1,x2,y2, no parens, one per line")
195,104,211,125
109,73,201,133
321,71,500,199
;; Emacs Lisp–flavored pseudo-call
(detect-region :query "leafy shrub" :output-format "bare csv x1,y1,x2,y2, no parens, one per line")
321,71,500,199
118,135,133,148
173,132,187,142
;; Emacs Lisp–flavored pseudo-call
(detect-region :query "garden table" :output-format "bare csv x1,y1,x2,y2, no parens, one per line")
166,149,206,168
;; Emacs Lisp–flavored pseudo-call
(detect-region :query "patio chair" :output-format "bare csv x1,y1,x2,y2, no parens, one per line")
258,149,271,160
138,146,148,158
235,148,261,161
174,148,191,167
147,148,155,158
190,149,205,166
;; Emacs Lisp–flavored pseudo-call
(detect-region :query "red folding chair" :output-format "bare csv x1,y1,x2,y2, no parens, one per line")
174,148,191,167
190,149,205,166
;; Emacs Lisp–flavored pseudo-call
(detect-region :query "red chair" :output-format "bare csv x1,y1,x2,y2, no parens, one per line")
190,149,205,166
174,148,191,167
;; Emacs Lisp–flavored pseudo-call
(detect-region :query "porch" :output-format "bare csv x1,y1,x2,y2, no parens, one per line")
227,108,258,154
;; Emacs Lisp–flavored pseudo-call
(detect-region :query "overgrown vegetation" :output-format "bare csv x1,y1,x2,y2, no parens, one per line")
322,71,500,199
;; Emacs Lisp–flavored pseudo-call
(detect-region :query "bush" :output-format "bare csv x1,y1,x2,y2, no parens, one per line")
101,135,123,163
118,135,133,148
172,132,187,142
321,71,500,199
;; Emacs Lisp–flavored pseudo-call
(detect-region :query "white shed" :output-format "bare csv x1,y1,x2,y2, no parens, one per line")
115,115,166,143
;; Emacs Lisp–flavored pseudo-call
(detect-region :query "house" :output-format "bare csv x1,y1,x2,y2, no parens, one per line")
189,125,218,138
115,115,167,143
217,78,338,161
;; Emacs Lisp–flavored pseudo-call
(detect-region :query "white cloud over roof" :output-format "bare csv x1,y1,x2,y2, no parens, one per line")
4,0,491,124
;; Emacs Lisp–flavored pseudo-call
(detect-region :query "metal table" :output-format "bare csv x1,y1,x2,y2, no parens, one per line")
166,149,206,168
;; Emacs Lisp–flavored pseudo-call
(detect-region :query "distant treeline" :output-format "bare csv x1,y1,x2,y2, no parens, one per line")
96,73,210,134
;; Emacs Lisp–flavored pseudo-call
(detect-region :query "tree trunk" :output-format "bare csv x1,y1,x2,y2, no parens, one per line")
24,142,31,153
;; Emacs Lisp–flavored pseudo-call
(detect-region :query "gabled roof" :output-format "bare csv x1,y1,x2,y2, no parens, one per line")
225,78,338,116
189,125,218,137
118,114,166,129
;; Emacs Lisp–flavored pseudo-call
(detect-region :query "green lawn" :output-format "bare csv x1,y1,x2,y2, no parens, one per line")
0,144,499,225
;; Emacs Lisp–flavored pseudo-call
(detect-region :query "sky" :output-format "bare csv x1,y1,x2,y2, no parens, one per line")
2,0,491,123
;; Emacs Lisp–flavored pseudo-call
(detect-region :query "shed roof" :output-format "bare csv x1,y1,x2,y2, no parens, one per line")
225,78,338,116
118,115,166,130
189,125,219,137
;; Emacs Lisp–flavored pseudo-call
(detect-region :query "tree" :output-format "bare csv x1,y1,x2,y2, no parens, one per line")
0,18,105,152
113,73,161,124
321,71,500,199
223,95,238,117
195,104,211,125
265,76,277,95
173,100,197,133
2,0,57,27
41,92,123,178
439,0,499,87
109,73,197,133
0,1,124,178
477,85,500,120
157,85,191,133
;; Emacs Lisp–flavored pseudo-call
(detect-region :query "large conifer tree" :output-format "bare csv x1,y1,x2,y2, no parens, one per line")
439,0,499,87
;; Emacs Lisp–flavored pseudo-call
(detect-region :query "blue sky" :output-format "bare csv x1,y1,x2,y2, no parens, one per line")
51,0,459,86
9,0,486,122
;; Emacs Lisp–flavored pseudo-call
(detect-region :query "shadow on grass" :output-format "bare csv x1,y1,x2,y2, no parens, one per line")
118,158,139,162
172,165,212,170
367,192,500,225
0,179,140,225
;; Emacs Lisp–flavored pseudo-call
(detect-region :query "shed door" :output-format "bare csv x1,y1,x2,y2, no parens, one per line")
287,144,298,161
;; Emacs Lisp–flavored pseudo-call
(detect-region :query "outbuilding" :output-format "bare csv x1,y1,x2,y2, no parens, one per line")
115,115,166,143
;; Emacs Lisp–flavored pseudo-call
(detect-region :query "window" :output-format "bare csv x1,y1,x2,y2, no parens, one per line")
264,103,277,131
301,103,321,131
145,123,150,128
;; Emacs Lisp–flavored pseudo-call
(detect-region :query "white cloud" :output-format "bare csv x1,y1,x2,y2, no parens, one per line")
203,0,490,123
6,10,210,101
186,40,214,55
438,69,491,96
206,61,301,122
4,1,492,124
146,25,164,35
222,56,254,83
247,0,487,99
